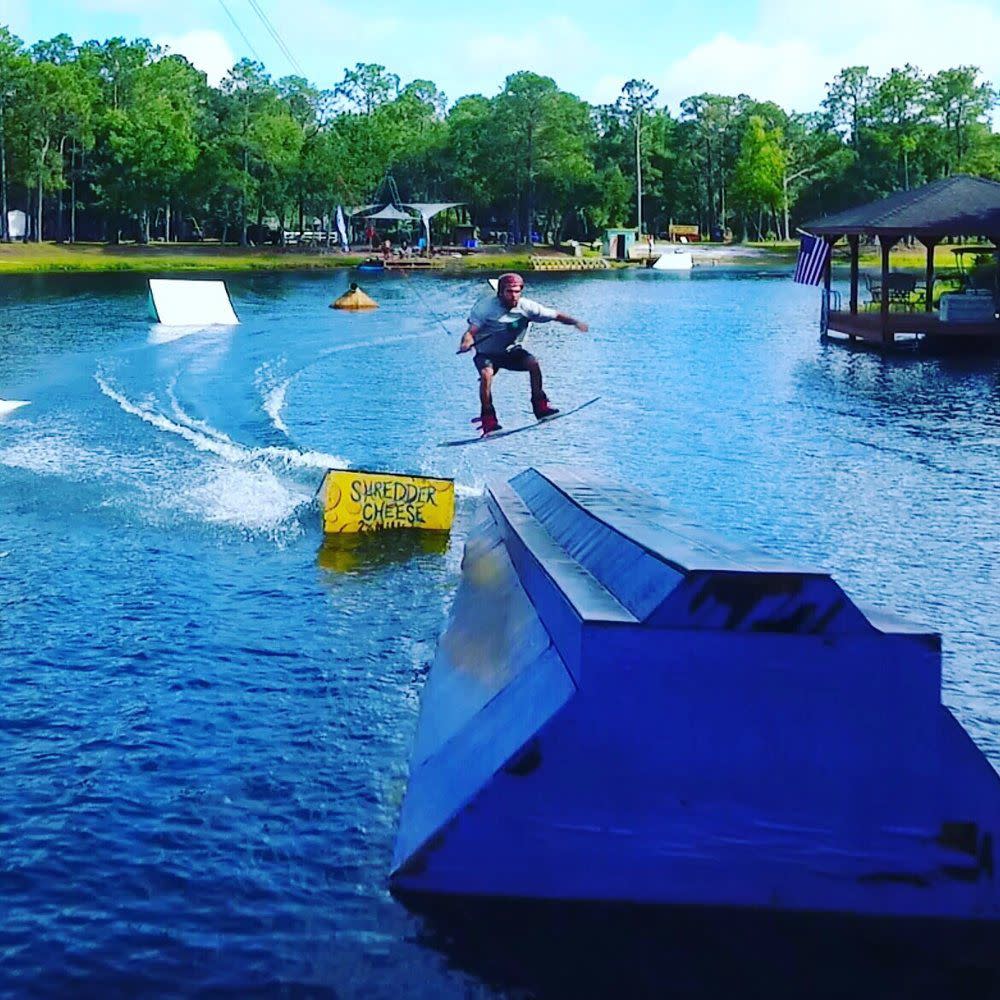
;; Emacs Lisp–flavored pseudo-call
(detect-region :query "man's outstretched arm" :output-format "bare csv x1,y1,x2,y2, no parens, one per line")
553,312,588,332
457,323,480,353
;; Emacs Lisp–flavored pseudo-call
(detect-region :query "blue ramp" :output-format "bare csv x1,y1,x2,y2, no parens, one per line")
391,468,999,923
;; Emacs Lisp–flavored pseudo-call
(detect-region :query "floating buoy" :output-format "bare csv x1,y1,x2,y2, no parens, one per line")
331,283,378,310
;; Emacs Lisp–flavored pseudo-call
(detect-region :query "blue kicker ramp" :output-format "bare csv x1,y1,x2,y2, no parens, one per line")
391,467,1000,923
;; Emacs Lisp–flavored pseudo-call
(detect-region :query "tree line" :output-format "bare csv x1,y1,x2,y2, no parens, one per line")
0,27,996,245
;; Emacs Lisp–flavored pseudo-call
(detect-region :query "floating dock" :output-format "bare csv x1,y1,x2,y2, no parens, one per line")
386,258,445,270
391,467,999,925
530,256,610,271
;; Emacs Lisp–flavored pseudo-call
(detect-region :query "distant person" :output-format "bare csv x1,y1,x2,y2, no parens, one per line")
646,233,654,255
366,224,376,248
457,272,588,435
400,236,410,256
382,238,392,260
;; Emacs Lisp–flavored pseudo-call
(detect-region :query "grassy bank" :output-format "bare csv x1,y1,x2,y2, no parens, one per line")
751,238,986,271
0,240,767,275
0,241,366,273
1,239,980,276
0,241,544,275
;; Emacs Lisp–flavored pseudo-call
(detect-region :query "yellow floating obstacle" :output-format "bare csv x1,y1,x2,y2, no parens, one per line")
330,283,378,310
318,468,454,534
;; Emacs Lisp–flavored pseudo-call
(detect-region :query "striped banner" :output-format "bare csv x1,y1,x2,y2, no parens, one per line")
793,234,831,285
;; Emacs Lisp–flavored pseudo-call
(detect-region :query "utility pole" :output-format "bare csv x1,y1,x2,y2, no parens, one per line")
621,79,657,235
635,107,642,234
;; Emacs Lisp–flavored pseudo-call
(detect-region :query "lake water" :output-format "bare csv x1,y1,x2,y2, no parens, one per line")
1,268,998,996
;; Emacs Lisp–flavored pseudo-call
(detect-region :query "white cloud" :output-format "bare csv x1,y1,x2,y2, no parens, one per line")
0,0,31,37
457,16,601,97
155,29,235,86
654,0,1000,117
843,2,1000,82
590,74,628,107
75,0,150,11
658,34,830,114
273,0,401,72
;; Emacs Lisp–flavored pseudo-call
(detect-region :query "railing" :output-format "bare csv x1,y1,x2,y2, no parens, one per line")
821,289,841,334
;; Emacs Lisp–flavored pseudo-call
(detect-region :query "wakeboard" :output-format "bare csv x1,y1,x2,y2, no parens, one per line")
439,397,600,447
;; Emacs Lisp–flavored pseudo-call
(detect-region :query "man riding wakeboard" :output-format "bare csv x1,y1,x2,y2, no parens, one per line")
457,272,589,434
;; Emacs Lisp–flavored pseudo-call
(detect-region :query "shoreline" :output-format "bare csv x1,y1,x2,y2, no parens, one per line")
0,240,963,275
0,241,793,276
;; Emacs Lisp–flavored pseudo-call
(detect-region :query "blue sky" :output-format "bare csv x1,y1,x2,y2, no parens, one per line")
1,0,998,116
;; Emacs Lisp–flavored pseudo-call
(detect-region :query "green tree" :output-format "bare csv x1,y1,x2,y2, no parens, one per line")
731,114,785,239
492,72,593,239
679,93,744,235
104,55,203,241
0,27,29,239
869,65,928,190
928,67,995,173
335,63,399,115
443,94,494,223
78,36,156,112
220,59,280,244
17,56,92,240
248,108,304,237
822,66,875,148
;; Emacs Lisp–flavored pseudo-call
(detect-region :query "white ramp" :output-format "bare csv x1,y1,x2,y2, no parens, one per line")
652,250,693,271
147,279,240,325
0,399,30,417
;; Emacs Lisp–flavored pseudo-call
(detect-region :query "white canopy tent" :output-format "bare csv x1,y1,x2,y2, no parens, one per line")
361,204,417,222
403,202,462,252
357,204,419,249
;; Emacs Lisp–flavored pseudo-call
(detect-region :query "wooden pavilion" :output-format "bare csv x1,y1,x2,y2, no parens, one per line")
804,175,1000,349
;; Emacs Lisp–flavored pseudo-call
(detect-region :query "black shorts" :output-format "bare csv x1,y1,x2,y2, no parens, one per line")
474,347,537,373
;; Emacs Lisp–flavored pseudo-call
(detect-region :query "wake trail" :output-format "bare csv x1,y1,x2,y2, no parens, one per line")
257,329,443,439
96,374,348,472
262,378,291,436
166,379,238,446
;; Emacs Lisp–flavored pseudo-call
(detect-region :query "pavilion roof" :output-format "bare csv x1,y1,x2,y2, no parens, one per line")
803,174,1000,241
402,202,462,222
362,204,416,222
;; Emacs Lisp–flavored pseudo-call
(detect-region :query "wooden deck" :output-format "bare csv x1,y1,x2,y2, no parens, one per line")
826,310,1000,349
384,257,444,270
530,255,610,271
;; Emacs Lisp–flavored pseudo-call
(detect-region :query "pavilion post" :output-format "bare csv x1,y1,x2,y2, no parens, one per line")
848,235,859,314
820,237,834,336
923,238,937,313
879,236,893,344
